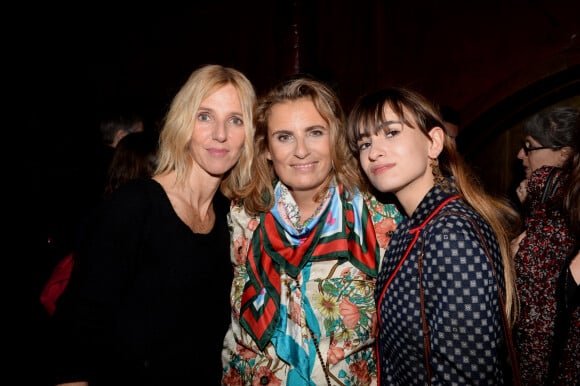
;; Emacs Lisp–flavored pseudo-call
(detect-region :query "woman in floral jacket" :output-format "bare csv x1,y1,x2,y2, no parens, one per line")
221,76,401,386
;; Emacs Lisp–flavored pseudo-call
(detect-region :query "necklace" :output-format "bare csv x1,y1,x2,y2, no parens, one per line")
294,279,332,386
281,185,331,231
297,278,331,386
306,322,331,386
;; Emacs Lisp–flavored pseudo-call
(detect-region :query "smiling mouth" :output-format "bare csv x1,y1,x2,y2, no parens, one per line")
208,148,228,156
292,162,317,170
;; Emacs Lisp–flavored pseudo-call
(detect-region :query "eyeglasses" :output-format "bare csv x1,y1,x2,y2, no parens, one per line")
521,142,562,155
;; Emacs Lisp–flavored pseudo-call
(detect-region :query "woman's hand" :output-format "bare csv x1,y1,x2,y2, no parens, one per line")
516,179,528,203
570,250,580,285
511,231,526,257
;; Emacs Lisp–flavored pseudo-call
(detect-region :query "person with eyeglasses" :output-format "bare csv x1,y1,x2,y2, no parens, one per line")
511,106,579,385
515,141,564,203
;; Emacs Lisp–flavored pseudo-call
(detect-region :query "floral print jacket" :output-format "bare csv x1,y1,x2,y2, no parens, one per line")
221,186,401,386
514,166,578,385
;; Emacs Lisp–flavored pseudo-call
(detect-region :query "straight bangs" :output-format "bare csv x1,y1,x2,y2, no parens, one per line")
347,92,408,153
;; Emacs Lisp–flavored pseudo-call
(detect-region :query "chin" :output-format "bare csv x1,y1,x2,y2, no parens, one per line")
374,184,395,194
207,166,232,177
208,161,237,175
367,178,390,193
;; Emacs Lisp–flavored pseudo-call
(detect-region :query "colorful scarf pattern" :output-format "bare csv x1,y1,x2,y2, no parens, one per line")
239,182,379,349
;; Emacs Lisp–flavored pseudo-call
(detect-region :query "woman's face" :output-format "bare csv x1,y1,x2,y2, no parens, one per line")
189,84,246,176
356,106,442,214
265,98,333,200
517,135,566,179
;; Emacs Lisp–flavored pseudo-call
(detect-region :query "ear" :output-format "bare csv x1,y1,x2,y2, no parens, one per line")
427,126,445,158
560,146,572,160
265,147,272,161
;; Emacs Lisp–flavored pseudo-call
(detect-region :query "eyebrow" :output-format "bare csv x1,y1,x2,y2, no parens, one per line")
365,120,403,135
376,120,402,130
305,124,327,131
271,124,326,133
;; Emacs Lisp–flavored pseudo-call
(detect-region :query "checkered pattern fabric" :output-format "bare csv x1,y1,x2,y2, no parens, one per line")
375,186,507,385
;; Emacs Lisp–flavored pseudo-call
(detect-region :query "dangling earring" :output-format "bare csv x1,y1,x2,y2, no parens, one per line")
430,157,450,191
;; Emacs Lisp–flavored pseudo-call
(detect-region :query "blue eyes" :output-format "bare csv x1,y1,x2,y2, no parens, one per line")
198,112,211,121
197,112,243,125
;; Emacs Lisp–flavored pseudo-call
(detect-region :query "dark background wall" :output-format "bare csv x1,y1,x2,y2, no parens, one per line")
35,0,578,274
32,0,578,237
36,0,578,179
23,1,579,383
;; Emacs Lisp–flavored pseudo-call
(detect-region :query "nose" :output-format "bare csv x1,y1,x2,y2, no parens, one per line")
367,143,383,161
212,120,227,142
516,147,526,160
294,136,310,159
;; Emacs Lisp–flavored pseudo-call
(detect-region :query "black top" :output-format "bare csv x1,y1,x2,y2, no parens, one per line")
51,178,232,385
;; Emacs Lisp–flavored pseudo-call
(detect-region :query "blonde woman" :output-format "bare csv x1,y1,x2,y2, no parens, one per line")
51,64,256,386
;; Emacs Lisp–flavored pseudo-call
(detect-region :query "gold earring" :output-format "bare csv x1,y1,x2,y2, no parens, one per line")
430,157,450,191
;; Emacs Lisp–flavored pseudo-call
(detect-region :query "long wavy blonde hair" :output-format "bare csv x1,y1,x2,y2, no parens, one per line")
154,64,256,200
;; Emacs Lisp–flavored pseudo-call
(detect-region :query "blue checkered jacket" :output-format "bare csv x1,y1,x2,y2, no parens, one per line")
375,185,507,385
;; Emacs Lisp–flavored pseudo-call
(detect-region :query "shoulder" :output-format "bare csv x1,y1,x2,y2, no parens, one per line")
421,204,501,273
425,201,492,243
529,165,564,185
363,191,403,223
110,177,159,196
102,178,161,214
228,199,259,233
78,179,160,240
227,200,259,265
527,165,567,204
213,190,232,218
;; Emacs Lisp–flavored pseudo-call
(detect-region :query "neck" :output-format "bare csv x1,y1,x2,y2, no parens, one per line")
185,170,222,207
397,180,434,217
153,170,220,234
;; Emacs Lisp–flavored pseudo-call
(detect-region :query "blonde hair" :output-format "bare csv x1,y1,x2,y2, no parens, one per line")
347,87,521,325
236,75,364,216
154,64,256,199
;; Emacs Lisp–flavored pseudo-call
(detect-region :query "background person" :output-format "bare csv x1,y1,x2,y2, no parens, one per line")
511,106,579,385
40,130,160,317
103,130,159,198
88,111,145,204
550,131,579,386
